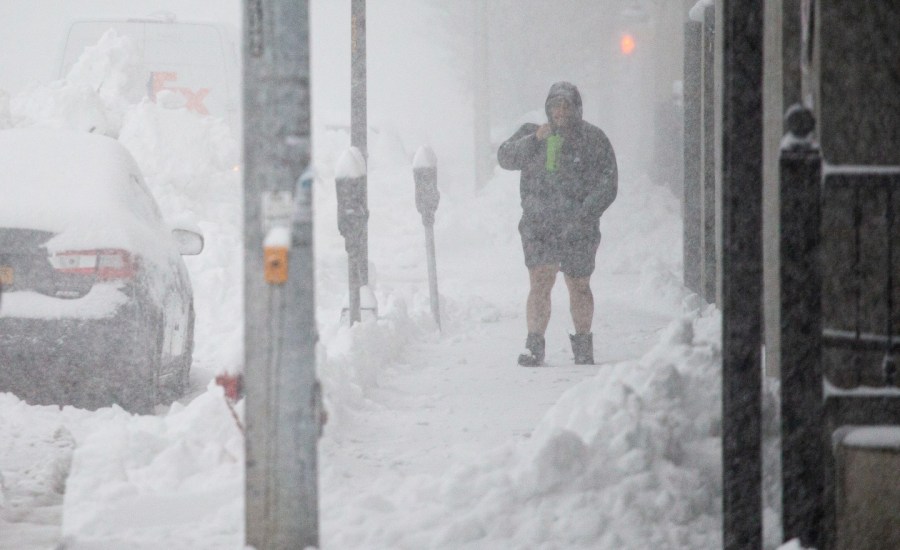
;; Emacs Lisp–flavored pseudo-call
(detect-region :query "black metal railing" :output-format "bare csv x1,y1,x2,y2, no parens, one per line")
821,167,900,387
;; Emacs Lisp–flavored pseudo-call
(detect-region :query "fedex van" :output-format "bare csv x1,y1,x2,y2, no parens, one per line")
59,15,240,131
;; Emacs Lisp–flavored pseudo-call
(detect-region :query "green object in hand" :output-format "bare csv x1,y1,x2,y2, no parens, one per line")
546,134,563,173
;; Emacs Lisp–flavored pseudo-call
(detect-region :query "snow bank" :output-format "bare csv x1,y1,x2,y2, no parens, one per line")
322,308,724,549
601,175,682,276
59,385,243,549
9,30,142,137
318,294,426,429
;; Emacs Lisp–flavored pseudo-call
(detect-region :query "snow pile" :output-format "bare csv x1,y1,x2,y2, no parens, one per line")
601,175,683,277
511,309,722,548
322,309,723,549
317,295,425,429
59,386,243,549
0,395,80,541
10,30,142,137
65,29,146,129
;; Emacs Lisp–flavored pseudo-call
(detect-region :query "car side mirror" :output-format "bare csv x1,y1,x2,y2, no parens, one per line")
172,228,204,256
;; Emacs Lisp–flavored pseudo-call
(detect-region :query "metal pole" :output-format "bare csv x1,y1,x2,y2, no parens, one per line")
243,1,319,548
721,1,764,548
351,0,369,287
683,19,702,295
424,224,440,329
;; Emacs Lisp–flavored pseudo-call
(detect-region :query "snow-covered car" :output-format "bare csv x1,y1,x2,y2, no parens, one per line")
0,128,203,413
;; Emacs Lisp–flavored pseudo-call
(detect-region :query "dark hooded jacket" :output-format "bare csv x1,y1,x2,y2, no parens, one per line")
497,82,617,242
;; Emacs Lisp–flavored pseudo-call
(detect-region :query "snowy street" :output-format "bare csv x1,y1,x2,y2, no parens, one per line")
0,2,744,548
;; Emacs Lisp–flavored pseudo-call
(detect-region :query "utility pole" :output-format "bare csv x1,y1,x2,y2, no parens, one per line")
473,0,491,188
243,1,320,548
351,0,369,287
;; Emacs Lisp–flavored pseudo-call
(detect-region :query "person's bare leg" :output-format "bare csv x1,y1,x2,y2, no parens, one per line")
564,274,593,334
527,264,559,334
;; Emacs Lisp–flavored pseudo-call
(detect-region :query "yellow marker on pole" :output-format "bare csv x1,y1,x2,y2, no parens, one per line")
263,226,290,284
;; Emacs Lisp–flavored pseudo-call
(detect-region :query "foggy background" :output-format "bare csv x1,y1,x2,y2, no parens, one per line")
1,0,690,192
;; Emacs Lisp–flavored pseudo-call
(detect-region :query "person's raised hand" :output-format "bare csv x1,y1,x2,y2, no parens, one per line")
535,124,552,140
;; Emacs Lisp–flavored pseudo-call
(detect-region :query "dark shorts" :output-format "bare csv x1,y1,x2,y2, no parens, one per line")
519,220,601,278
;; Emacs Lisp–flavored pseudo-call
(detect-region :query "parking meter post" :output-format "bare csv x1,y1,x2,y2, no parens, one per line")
413,146,440,329
243,1,318,548
336,147,368,325
424,224,440,329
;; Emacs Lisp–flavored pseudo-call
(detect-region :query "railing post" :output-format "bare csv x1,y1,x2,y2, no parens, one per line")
413,146,441,329
779,104,825,549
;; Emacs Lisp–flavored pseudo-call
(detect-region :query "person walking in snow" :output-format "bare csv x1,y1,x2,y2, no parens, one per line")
497,81,618,366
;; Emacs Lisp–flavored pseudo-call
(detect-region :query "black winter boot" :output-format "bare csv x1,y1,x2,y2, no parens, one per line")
517,333,546,367
569,333,594,365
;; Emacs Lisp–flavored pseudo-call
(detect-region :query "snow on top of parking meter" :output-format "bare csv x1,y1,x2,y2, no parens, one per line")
335,146,367,179
8,30,141,137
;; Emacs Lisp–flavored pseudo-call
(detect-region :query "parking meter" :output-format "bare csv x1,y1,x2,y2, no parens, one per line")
335,147,368,250
335,147,369,324
413,146,441,329
413,146,439,227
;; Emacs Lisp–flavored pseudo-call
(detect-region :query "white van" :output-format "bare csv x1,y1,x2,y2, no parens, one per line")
59,15,240,131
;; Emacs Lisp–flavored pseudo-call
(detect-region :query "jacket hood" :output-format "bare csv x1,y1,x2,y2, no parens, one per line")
545,81,583,123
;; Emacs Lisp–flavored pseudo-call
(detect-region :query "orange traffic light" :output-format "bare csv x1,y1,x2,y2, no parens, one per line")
620,33,636,55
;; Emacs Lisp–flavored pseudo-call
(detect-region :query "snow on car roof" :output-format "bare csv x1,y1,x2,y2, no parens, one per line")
0,127,169,255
